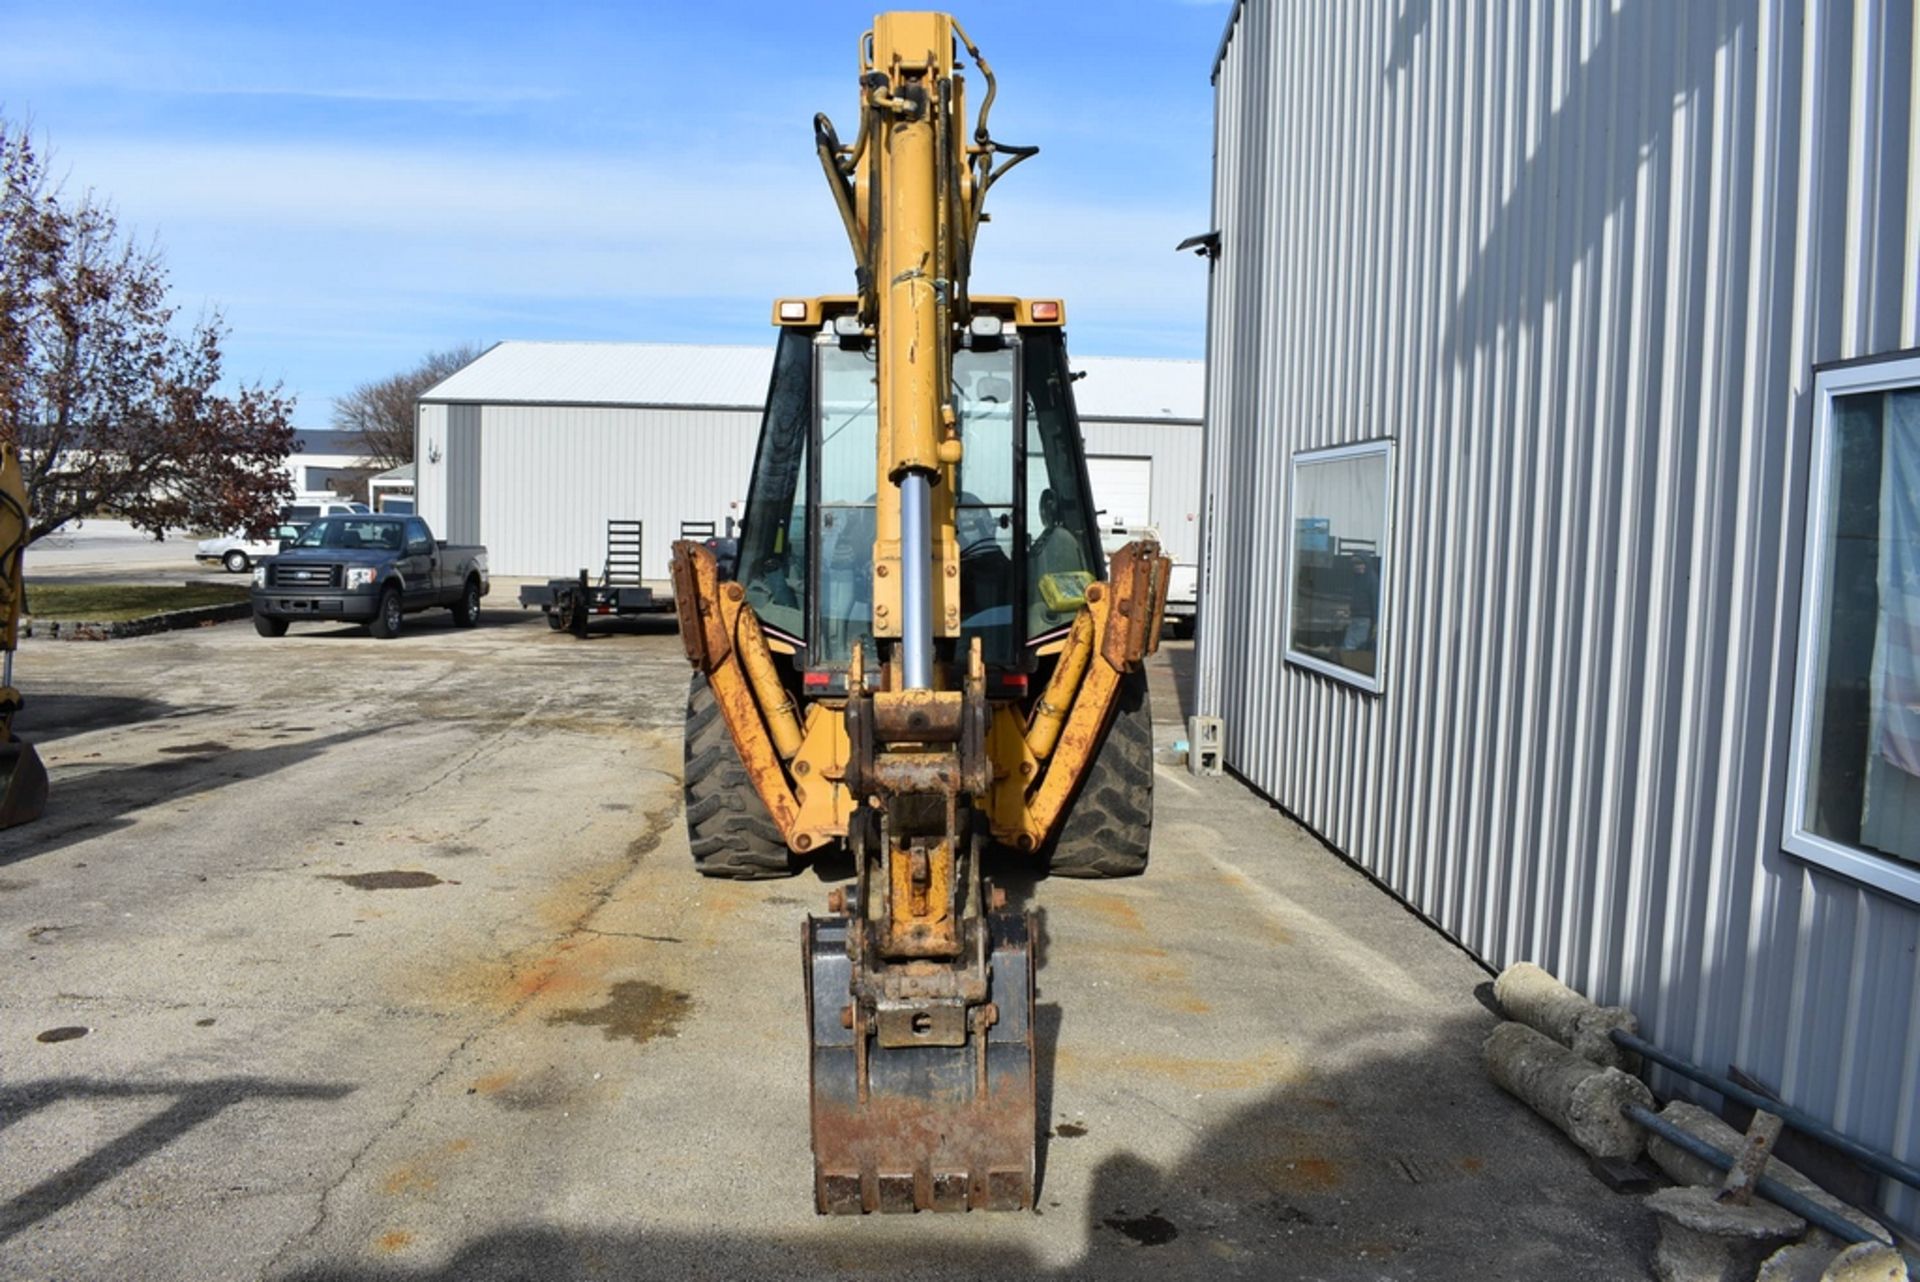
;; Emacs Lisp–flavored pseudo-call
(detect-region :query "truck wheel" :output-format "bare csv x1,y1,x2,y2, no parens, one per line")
368,586,403,639
451,577,481,627
224,549,250,573
1045,668,1153,878
683,673,795,879
545,609,566,631
253,614,288,638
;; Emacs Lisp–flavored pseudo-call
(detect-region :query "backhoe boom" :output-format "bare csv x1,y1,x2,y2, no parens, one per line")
667,11,1169,1213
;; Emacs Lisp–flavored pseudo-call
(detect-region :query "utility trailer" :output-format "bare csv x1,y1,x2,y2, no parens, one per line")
519,519,675,638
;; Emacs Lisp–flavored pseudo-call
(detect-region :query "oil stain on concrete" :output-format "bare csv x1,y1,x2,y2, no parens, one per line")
323,871,445,891
546,980,692,1044
1103,1210,1180,1246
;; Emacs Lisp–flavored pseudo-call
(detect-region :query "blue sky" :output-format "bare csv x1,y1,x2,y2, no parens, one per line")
2,1,1229,426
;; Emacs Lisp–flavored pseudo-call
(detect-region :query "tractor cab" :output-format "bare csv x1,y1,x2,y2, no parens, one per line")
732,297,1106,696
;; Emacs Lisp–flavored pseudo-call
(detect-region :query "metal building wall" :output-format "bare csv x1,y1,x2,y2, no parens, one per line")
443,405,483,546
464,405,762,579
416,404,448,532
1081,418,1206,564
415,401,1203,578
1198,0,1920,1227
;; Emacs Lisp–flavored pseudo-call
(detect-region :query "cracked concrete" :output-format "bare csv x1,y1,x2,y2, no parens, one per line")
0,606,1650,1279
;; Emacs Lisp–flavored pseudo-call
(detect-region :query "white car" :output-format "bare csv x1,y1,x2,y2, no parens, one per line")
197,532,285,574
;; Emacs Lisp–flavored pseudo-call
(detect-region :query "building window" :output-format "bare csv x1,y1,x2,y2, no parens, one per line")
1786,351,1920,903
1285,440,1394,693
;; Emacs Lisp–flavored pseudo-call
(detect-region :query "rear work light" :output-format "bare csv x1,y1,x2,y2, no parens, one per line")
1027,300,1062,323
777,299,811,322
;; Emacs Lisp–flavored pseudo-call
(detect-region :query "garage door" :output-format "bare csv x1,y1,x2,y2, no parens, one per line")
1084,455,1153,529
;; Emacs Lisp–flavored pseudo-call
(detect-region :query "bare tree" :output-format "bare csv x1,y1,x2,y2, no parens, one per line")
331,343,482,471
0,121,296,542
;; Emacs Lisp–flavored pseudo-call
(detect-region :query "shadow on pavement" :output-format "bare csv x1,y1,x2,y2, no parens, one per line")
9,691,183,744
0,726,394,865
0,1076,354,1246
273,1012,1646,1280
264,606,549,641
1158,639,1196,724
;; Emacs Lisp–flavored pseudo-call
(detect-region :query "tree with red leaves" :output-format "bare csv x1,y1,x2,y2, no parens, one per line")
0,120,295,544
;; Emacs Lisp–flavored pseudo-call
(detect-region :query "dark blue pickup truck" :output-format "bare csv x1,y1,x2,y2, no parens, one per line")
250,514,489,639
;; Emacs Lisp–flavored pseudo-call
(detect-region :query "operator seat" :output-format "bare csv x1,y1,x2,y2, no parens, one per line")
1028,488,1086,579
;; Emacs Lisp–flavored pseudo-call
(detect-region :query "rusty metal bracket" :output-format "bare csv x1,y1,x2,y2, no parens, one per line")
669,540,731,670
1717,1110,1784,1207
1100,539,1170,672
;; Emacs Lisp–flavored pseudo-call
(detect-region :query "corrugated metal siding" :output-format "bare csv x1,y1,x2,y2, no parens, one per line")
1082,419,1206,564
453,406,1200,578
1199,0,1920,1229
416,404,448,531
444,405,482,546
473,406,763,579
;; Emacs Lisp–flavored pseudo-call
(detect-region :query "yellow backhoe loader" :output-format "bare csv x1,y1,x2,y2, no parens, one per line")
669,12,1168,1214
0,446,48,827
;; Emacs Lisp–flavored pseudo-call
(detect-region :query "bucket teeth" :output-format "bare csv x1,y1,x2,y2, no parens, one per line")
805,911,1037,1213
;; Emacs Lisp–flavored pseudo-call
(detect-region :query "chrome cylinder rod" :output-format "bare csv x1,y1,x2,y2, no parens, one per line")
899,471,934,690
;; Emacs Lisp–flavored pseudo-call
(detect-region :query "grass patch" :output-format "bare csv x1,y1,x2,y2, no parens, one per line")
26,583,249,622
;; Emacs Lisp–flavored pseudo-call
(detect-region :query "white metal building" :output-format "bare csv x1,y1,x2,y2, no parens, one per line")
1198,0,1920,1231
416,341,1201,580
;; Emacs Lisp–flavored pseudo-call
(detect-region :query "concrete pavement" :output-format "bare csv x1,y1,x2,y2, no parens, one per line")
0,606,1648,1280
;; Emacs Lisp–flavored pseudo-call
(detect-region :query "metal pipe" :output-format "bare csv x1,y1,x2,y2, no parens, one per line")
1613,1029,1920,1192
1624,1103,1916,1270
736,607,804,760
1026,611,1093,760
899,472,933,690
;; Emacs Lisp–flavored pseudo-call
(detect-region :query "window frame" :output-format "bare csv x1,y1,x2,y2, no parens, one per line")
1283,438,1396,695
1784,350,1920,904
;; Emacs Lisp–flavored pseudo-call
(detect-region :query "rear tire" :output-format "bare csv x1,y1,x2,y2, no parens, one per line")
683,673,795,879
368,586,402,639
1045,668,1153,878
451,577,481,627
224,549,250,573
253,614,288,638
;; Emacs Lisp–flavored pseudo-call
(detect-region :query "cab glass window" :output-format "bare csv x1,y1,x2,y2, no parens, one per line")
1020,331,1100,639
813,344,878,666
736,329,814,639
953,347,1019,666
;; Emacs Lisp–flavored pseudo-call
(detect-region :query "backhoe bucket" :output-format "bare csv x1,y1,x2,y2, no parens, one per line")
0,737,48,829
804,910,1037,1214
